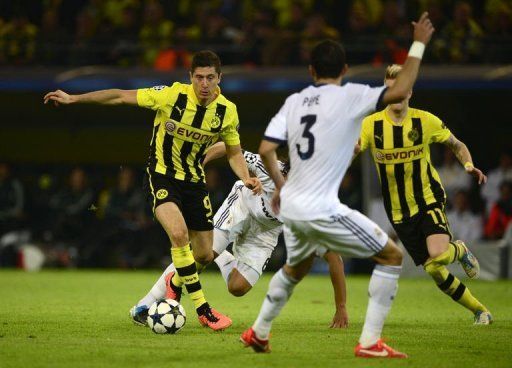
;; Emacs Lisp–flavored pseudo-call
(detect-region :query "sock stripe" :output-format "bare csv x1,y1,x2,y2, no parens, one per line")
451,283,466,301
437,273,455,291
185,281,202,294
215,187,242,228
375,264,402,275
344,216,384,252
338,217,381,253
175,264,197,277
171,245,207,310
373,269,400,279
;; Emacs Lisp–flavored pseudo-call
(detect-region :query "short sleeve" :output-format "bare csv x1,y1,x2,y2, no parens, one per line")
243,151,268,176
263,99,289,145
427,113,451,143
347,83,387,118
359,117,372,152
136,85,171,111
220,105,241,146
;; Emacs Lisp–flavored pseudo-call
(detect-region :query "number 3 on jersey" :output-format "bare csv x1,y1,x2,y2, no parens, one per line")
296,115,317,160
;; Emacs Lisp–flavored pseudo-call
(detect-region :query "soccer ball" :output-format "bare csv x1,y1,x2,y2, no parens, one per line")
147,299,186,334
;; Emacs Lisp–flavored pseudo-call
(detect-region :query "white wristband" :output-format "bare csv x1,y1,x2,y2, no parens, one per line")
408,41,426,60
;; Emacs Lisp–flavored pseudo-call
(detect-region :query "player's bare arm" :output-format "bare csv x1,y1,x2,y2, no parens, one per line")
444,134,487,185
44,89,138,106
324,251,349,328
225,144,262,194
259,140,285,190
203,142,227,166
382,12,435,106
259,139,286,213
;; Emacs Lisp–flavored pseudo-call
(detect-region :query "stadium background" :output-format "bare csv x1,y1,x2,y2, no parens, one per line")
0,0,511,277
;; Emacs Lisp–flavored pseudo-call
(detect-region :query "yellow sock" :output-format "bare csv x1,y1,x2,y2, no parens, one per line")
170,257,208,287
171,272,183,288
430,242,462,266
171,245,207,310
424,262,487,313
450,241,466,262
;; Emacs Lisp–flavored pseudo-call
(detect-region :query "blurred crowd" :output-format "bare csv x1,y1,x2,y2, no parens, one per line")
0,163,233,269
2,148,512,269
1,0,512,68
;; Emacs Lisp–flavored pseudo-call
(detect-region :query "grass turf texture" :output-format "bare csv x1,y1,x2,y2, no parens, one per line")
0,270,510,368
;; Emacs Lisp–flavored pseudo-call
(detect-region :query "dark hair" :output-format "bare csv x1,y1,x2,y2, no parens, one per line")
310,40,346,79
191,50,221,75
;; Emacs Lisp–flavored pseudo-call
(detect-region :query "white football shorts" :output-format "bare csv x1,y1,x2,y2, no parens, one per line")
213,190,282,286
283,209,388,266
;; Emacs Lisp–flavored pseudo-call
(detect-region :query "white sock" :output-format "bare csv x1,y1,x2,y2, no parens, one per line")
359,264,401,347
136,263,176,308
214,250,236,284
252,268,298,339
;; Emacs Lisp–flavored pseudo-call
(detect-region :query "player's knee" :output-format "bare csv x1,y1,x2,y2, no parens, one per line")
227,278,251,297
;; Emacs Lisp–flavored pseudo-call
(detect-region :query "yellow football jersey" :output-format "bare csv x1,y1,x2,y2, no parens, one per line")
137,82,240,183
360,108,451,223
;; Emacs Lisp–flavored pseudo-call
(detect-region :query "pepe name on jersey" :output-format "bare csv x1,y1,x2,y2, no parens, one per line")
302,94,320,107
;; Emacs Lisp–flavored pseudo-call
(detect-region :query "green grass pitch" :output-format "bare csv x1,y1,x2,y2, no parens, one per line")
1,270,511,368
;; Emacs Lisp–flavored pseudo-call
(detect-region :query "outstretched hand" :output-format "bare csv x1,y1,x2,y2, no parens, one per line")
412,12,435,44
44,90,74,106
466,165,487,185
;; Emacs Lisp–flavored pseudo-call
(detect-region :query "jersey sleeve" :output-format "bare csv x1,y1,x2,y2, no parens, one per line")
263,98,290,145
220,105,241,146
136,85,172,111
348,83,387,118
427,113,451,143
243,151,268,177
359,117,372,152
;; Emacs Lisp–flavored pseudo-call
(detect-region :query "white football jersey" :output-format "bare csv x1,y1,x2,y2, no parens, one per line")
241,150,285,225
264,83,386,220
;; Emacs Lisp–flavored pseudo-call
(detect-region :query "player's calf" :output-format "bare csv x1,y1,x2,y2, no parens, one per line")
194,252,214,267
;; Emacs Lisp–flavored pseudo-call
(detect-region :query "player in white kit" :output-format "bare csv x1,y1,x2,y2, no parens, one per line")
131,143,349,328
240,13,434,358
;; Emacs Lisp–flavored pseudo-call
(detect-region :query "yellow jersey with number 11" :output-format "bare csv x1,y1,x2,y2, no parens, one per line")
360,108,451,223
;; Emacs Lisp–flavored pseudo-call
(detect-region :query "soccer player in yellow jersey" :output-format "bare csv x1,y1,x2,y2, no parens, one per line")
358,64,492,325
43,50,262,330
